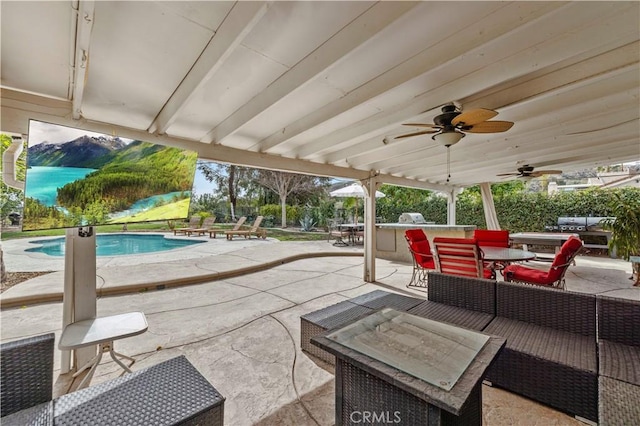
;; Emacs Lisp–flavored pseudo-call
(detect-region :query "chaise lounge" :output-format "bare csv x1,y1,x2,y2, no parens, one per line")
224,216,266,240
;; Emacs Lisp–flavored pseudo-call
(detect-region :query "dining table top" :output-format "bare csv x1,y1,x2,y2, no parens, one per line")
480,246,537,262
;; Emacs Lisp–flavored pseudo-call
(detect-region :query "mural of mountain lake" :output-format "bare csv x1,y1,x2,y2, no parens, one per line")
25,166,96,206
26,234,205,257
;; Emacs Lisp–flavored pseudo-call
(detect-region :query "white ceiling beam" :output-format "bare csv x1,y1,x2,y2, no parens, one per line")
71,1,95,119
295,1,637,160
461,41,640,112
0,88,452,192
389,100,639,178
148,1,269,135
201,1,418,144
255,1,562,153
316,59,637,170
361,83,639,174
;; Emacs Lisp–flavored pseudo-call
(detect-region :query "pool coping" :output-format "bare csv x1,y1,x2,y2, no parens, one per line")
1,237,365,309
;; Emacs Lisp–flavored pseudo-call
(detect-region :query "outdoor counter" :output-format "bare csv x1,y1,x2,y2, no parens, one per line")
376,223,476,263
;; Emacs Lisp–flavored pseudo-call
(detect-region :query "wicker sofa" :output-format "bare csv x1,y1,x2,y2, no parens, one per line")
301,274,640,423
483,281,598,422
597,295,640,424
0,333,225,426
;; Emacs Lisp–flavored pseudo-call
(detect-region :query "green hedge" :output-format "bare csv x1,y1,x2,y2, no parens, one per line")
377,187,639,232
259,204,303,226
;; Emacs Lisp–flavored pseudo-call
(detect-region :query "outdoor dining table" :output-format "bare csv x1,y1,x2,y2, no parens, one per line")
480,246,537,263
337,223,364,245
480,246,536,274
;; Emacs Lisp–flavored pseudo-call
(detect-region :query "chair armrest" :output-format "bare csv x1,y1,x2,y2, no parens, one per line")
408,247,433,259
1,333,55,417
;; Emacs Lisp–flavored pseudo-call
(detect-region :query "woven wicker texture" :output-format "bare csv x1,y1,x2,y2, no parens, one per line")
597,295,640,347
599,341,640,385
408,300,494,331
54,355,224,426
485,317,597,372
485,284,599,423
495,281,596,336
301,301,373,364
348,290,424,311
301,300,373,330
485,342,598,422
599,377,640,425
427,272,496,315
0,333,54,417
336,359,482,426
1,401,52,426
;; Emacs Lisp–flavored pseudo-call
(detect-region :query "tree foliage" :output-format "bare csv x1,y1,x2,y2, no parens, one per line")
255,170,330,227
0,134,26,222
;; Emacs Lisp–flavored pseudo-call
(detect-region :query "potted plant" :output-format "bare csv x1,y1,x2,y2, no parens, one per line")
601,192,640,286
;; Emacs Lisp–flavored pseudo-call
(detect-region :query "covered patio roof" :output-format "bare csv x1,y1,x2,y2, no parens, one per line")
2,1,638,192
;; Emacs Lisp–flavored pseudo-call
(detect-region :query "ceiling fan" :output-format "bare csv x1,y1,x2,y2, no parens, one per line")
497,165,563,179
394,104,514,146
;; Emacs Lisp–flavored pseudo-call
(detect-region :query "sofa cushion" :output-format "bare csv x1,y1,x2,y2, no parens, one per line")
484,317,597,373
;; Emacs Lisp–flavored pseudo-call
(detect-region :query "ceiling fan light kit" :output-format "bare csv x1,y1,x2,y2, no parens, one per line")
393,103,515,183
433,130,465,147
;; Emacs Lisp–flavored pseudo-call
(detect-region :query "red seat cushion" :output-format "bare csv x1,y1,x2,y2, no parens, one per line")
504,236,583,286
473,229,510,248
503,264,555,286
405,229,435,269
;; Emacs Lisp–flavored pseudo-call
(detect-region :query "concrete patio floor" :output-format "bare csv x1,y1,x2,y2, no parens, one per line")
1,234,638,425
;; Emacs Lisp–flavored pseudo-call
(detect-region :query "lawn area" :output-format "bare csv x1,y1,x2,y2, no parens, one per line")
1,221,328,242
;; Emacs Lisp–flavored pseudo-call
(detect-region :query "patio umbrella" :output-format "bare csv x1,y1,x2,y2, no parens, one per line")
329,182,385,224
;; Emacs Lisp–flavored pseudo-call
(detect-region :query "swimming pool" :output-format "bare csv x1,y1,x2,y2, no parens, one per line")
26,234,205,257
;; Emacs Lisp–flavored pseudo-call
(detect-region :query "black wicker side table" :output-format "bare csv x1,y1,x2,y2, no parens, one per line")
312,308,505,426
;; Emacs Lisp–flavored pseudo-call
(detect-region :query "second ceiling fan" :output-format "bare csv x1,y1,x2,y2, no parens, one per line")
395,104,514,146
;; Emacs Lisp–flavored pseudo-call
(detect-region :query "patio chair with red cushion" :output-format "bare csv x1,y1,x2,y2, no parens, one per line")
404,229,436,290
503,235,583,290
433,237,494,279
473,229,510,247
474,229,510,271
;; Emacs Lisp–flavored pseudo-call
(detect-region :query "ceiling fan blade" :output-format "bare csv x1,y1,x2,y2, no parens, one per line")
402,123,442,129
465,120,514,133
394,130,439,139
496,172,520,176
530,170,563,177
451,108,498,126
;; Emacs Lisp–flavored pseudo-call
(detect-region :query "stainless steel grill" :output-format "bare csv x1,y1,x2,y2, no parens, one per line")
544,216,615,255
398,213,427,224
544,217,613,232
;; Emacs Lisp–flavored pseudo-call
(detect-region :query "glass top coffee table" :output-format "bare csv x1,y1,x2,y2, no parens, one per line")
312,308,505,426
324,308,490,391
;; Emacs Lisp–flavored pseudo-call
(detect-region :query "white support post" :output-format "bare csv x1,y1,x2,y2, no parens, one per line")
446,189,457,225
362,177,378,282
61,227,97,374
480,182,501,230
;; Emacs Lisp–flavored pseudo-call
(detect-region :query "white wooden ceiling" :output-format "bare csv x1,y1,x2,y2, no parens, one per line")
2,1,639,192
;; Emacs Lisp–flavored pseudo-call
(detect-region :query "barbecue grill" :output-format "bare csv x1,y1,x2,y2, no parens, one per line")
398,213,428,224
544,216,615,255
544,217,613,232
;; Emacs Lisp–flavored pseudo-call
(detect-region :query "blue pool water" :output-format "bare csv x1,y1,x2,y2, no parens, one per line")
25,166,97,206
27,234,205,257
